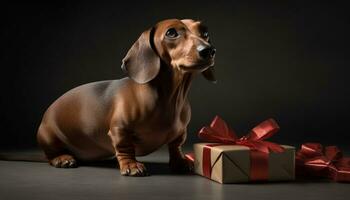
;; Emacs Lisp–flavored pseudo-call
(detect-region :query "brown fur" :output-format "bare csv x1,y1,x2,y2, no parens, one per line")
37,19,216,176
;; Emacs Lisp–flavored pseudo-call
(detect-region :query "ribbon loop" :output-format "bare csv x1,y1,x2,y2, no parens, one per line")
210,116,237,140
298,143,323,158
248,118,280,141
325,146,342,161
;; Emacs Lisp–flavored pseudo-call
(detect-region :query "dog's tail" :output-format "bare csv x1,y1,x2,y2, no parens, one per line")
0,150,47,162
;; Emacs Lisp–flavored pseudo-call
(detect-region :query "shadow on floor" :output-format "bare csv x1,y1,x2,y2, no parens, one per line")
81,159,180,175
0,150,188,176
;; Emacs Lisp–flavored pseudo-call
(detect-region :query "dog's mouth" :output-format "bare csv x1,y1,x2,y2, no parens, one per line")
179,59,214,72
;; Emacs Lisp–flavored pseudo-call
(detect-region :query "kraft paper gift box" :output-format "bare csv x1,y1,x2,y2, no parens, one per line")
187,116,295,184
193,143,295,183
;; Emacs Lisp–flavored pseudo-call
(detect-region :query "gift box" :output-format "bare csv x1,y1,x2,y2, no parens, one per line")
193,143,295,183
187,116,295,184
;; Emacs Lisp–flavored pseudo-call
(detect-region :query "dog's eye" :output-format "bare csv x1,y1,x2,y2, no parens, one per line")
165,28,179,38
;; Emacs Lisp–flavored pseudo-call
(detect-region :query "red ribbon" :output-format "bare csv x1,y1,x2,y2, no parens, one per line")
296,143,350,182
195,116,285,181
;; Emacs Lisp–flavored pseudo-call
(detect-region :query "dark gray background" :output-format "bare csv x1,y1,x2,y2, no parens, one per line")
1,1,349,150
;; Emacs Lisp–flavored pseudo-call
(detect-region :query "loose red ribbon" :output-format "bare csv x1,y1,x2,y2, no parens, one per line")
193,116,285,181
296,143,350,182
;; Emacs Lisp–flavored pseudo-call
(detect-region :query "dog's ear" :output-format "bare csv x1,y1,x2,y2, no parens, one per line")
121,28,160,84
202,66,216,83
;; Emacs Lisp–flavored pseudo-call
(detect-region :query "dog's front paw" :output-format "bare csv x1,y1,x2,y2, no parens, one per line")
119,160,148,176
49,154,78,168
169,156,194,174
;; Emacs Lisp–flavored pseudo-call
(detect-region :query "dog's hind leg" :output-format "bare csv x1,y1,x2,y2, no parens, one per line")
37,124,77,168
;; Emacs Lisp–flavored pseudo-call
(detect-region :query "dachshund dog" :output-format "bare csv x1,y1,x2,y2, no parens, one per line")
37,19,216,176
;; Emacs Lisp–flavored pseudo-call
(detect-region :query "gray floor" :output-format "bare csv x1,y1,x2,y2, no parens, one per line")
1,148,349,200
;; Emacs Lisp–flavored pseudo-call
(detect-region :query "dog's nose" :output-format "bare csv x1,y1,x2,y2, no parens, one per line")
198,45,216,59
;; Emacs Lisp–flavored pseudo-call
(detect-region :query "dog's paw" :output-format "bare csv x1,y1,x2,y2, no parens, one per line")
50,154,78,168
119,160,148,176
169,156,194,174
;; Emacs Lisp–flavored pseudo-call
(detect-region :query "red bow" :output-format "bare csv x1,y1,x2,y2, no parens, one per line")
296,143,350,182
192,116,285,181
198,116,285,153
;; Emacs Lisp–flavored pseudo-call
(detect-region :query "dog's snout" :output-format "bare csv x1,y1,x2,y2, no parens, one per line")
197,45,216,59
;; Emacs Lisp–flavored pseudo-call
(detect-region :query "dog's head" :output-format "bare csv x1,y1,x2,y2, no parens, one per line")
122,19,216,84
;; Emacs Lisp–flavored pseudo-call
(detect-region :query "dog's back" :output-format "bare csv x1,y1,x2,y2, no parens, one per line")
37,80,123,161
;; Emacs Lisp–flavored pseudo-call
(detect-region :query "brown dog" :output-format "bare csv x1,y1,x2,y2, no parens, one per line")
36,19,216,176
